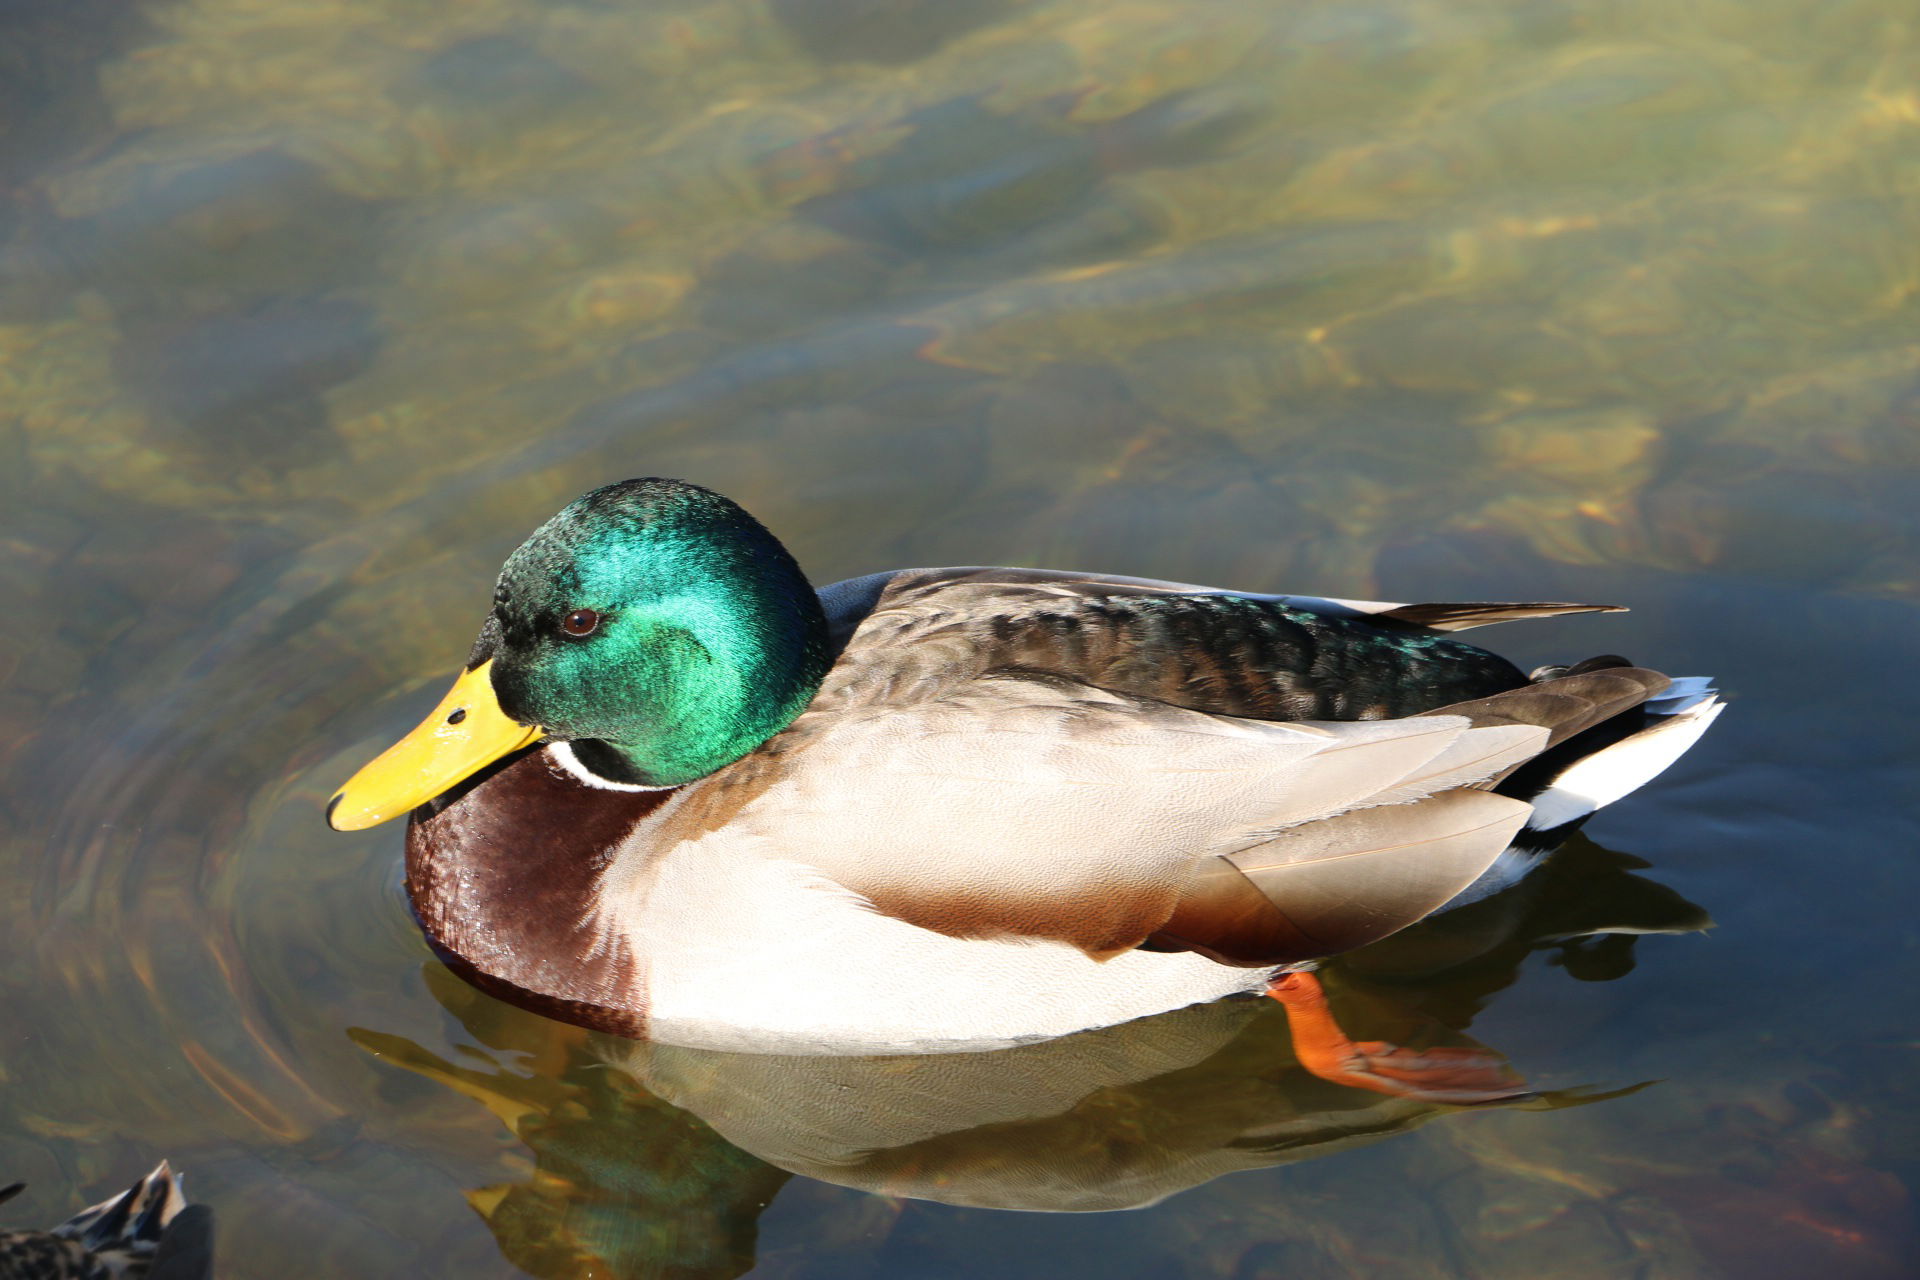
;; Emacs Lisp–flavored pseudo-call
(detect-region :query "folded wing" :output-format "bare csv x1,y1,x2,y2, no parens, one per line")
739,673,1555,956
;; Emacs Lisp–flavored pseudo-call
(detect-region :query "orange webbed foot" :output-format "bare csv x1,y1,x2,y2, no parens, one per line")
1267,971,1534,1105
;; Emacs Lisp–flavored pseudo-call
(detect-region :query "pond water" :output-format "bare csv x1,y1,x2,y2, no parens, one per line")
2,0,1917,1275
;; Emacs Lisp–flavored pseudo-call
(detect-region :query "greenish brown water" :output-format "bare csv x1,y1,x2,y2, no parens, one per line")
1,0,1917,1275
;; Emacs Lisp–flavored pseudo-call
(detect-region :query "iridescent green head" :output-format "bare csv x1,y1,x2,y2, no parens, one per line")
475,478,830,788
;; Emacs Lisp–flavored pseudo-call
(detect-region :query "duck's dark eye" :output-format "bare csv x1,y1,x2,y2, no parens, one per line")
561,608,601,637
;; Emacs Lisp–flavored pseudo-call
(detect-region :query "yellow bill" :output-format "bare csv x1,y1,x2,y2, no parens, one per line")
328,660,544,831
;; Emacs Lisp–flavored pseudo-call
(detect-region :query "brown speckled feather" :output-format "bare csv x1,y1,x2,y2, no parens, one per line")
809,568,1537,722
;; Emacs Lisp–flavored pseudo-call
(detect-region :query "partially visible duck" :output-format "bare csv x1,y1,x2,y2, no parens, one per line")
329,478,1720,1101
0,1163,212,1280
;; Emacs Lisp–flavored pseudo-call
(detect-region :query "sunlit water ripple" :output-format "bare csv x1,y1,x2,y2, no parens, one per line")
2,0,1917,1275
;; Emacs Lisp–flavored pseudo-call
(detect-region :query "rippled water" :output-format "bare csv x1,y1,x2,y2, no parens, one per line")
2,0,1917,1275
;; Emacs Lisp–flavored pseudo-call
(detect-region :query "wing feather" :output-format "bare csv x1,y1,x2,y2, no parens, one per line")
1370,601,1626,631
713,675,1539,954
1225,790,1534,953
1148,790,1531,965
770,573,1674,964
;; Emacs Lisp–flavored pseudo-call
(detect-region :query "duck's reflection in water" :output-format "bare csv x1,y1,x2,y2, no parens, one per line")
353,834,1706,1275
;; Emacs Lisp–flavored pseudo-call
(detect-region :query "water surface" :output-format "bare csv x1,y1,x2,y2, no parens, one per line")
2,0,1917,1275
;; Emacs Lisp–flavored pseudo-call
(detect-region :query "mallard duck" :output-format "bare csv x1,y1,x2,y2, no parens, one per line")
329,478,1719,1099
363,837,1706,1221
0,1163,212,1280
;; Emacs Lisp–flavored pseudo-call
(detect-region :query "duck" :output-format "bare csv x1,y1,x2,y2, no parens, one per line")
0,1163,213,1280
328,477,1720,1101
357,836,1706,1226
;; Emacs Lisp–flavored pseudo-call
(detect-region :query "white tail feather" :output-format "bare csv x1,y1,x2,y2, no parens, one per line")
1525,692,1724,831
1644,675,1718,715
